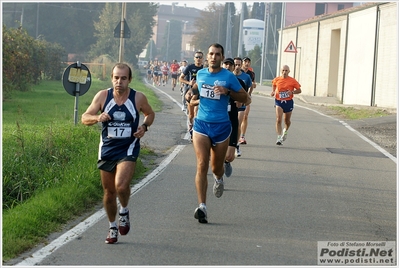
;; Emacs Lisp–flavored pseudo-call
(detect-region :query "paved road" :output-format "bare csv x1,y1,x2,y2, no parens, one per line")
15,80,396,266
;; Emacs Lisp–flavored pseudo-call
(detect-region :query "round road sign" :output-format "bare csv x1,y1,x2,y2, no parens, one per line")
62,62,92,96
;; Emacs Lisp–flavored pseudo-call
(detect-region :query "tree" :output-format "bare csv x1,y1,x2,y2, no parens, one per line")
247,44,262,82
251,2,265,20
2,3,104,55
89,2,157,65
191,3,225,53
145,39,158,61
191,2,242,56
160,20,183,62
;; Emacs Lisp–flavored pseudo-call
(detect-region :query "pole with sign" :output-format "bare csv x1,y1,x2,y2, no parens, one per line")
62,61,92,125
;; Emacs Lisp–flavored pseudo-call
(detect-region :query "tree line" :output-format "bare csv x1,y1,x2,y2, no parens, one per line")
2,3,158,99
2,25,65,99
2,2,283,96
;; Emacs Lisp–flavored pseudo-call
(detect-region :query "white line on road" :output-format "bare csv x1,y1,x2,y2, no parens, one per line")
16,86,395,265
16,145,186,266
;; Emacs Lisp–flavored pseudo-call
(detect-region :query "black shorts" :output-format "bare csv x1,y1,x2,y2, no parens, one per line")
228,103,238,147
97,155,137,172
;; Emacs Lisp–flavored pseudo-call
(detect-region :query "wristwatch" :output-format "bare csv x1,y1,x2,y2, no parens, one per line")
142,123,149,132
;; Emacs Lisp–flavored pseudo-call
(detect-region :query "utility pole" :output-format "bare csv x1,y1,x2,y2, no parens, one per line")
225,3,232,58
260,3,269,83
277,2,286,72
166,20,170,61
237,2,244,57
118,2,127,62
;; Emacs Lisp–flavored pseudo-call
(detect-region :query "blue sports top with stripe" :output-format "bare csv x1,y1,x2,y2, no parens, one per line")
99,88,140,160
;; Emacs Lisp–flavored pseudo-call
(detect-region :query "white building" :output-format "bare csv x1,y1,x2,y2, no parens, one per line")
277,2,397,108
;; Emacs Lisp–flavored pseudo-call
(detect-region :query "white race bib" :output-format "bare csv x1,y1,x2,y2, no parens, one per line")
279,91,290,99
107,122,132,139
200,83,221,100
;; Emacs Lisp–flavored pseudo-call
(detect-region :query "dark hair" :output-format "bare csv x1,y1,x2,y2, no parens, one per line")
194,51,203,56
233,57,242,62
111,63,132,80
208,43,224,56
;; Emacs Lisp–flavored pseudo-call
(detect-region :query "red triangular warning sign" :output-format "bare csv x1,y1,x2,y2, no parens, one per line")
284,41,297,53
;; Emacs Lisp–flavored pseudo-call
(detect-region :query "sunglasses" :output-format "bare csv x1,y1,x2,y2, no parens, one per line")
195,56,203,59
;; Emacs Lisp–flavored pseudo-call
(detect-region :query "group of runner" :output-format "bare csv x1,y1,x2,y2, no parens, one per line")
83,44,303,243
146,59,188,91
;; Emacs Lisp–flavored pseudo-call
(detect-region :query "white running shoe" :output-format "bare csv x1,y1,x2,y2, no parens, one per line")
235,145,241,157
213,178,224,198
282,128,288,141
194,206,208,223
276,135,283,145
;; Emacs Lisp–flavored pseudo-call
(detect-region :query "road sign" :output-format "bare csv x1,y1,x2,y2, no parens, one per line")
114,21,131,38
62,62,92,125
284,41,297,53
62,62,91,96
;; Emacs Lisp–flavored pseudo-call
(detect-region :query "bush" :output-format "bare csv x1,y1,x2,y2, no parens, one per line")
2,25,66,98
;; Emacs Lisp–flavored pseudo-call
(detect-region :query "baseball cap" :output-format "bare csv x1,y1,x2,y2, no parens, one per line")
223,58,234,65
243,57,251,62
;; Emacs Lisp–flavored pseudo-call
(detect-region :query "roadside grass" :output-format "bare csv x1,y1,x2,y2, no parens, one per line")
327,106,393,120
2,75,161,262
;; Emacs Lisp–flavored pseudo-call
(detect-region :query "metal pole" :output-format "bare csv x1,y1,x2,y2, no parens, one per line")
225,3,232,58
237,2,244,57
74,61,81,126
118,2,126,63
166,20,170,61
149,40,152,61
35,3,39,38
260,3,268,84
277,2,286,73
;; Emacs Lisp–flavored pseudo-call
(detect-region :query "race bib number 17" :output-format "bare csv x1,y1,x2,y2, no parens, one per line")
107,126,132,139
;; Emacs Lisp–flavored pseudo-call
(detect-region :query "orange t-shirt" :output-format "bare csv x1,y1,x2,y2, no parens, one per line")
272,76,301,101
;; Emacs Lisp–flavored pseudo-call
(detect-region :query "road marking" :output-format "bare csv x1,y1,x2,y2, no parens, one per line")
257,93,396,164
16,86,395,265
15,145,185,266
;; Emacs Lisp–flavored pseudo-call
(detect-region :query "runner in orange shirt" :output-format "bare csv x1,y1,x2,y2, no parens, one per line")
271,65,302,145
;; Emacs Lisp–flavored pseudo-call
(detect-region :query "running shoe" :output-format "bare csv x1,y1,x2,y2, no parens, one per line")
194,206,208,224
118,211,130,235
276,135,283,146
239,137,247,144
224,162,232,177
282,128,288,141
236,145,241,157
189,129,193,143
105,227,118,244
213,178,224,198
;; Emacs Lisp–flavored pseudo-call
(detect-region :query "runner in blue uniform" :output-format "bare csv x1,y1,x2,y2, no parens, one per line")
192,43,250,224
82,63,155,244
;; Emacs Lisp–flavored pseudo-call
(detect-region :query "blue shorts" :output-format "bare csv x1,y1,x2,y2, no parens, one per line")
193,118,231,146
237,105,246,112
275,99,294,113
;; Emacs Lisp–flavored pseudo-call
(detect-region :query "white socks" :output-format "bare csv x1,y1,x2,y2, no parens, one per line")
119,206,129,214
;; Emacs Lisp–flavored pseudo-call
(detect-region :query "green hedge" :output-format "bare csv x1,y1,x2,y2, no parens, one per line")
2,25,65,99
